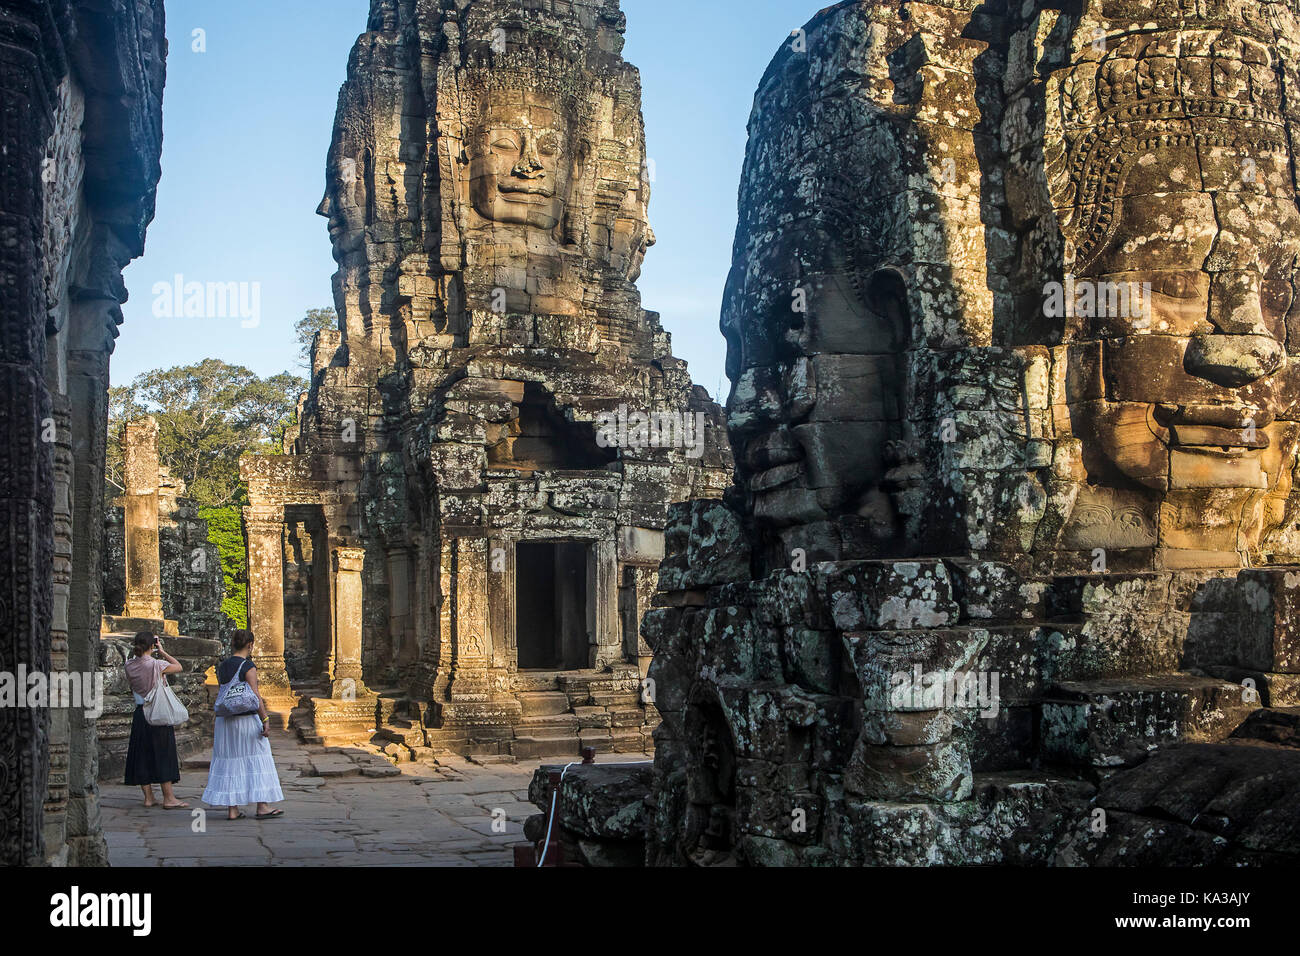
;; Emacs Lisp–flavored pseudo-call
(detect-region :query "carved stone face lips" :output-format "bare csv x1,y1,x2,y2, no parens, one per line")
750,462,803,493
498,181,554,201
1156,403,1273,452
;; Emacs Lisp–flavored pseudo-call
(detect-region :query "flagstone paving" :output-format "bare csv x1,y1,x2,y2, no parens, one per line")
99,727,549,867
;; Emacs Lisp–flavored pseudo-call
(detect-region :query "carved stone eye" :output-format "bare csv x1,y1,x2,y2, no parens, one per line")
537,134,559,156
1261,278,1294,315
1153,271,1199,299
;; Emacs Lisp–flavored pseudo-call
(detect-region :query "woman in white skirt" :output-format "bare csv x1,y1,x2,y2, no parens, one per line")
203,629,285,820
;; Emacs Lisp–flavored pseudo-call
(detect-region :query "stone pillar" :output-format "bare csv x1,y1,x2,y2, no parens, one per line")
66,325,114,866
387,546,417,668
591,539,622,668
43,401,73,863
330,546,368,697
242,506,291,699
0,10,59,866
311,525,334,681
447,537,492,701
122,417,163,620
487,538,516,671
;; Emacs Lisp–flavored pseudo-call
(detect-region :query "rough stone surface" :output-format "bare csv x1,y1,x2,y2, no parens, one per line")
0,0,165,866
645,0,1300,866
238,0,730,755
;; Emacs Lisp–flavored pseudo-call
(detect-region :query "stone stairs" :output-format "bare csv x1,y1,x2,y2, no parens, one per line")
307,666,660,766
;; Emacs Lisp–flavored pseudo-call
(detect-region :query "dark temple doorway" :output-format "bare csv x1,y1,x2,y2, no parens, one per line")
516,541,590,670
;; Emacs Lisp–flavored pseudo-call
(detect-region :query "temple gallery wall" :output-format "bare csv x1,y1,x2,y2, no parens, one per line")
7,0,1300,869
0,0,166,866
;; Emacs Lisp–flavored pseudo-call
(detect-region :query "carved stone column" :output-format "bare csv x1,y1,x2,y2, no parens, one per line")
303,544,378,737
591,539,622,668
242,506,291,698
0,7,59,866
387,546,416,669
310,524,333,681
43,401,72,862
447,537,492,702
66,330,113,866
122,417,163,620
330,546,367,696
434,536,522,733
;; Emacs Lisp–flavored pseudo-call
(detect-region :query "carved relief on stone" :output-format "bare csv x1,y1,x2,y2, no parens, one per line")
1021,7,1300,567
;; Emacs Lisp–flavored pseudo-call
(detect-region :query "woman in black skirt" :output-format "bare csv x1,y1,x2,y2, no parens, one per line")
123,632,190,809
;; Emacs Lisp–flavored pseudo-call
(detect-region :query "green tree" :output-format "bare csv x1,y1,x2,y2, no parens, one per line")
199,505,249,629
295,306,337,369
107,359,307,509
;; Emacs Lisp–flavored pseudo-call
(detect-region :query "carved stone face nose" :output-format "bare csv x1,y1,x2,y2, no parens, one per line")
512,133,545,179
316,194,332,218
1185,333,1286,387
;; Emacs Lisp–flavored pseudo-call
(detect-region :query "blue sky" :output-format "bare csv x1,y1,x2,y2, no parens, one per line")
114,0,814,397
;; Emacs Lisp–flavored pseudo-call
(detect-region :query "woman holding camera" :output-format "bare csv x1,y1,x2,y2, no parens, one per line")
123,632,190,809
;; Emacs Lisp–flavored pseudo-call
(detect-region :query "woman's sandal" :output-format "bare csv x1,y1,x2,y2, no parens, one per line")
162,802,191,810
226,811,247,821
255,809,284,820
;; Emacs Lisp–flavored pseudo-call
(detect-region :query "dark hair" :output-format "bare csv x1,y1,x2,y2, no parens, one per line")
231,629,255,652
131,632,156,657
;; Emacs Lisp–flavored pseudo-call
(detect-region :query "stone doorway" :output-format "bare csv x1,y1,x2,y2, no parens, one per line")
515,541,590,670
283,505,331,683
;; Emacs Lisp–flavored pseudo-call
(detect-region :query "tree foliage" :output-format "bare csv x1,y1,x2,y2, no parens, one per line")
199,505,249,629
107,359,306,509
294,306,338,369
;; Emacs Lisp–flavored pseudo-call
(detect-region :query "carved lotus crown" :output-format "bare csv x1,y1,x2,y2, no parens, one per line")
1046,18,1297,271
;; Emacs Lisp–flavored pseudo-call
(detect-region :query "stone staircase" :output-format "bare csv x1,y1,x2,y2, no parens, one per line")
290,665,658,765
510,667,657,759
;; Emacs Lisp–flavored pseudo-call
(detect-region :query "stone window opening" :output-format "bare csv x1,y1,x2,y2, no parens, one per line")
488,382,617,472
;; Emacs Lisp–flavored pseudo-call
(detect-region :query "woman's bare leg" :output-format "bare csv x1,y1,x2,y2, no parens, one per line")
140,785,156,807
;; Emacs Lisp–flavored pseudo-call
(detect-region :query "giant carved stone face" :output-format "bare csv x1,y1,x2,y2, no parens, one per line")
725,221,910,553
317,138,370,260
469,96,573,231
1064,145,1300,505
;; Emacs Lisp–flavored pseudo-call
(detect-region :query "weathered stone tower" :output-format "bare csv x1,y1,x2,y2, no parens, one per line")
645,0,1300,865
244,0,730,756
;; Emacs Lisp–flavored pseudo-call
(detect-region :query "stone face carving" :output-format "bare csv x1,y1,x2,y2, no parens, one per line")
644,0,1300,867
245,0,730,752
468,97,573,230
1023,7,1300,569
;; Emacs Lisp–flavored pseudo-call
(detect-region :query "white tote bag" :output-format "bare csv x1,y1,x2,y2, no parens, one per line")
142,668,189,727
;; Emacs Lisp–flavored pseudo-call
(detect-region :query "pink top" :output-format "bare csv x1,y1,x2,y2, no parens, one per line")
124,654,167,698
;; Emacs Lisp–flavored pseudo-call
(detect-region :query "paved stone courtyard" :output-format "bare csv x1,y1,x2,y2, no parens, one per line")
100,727,550,866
